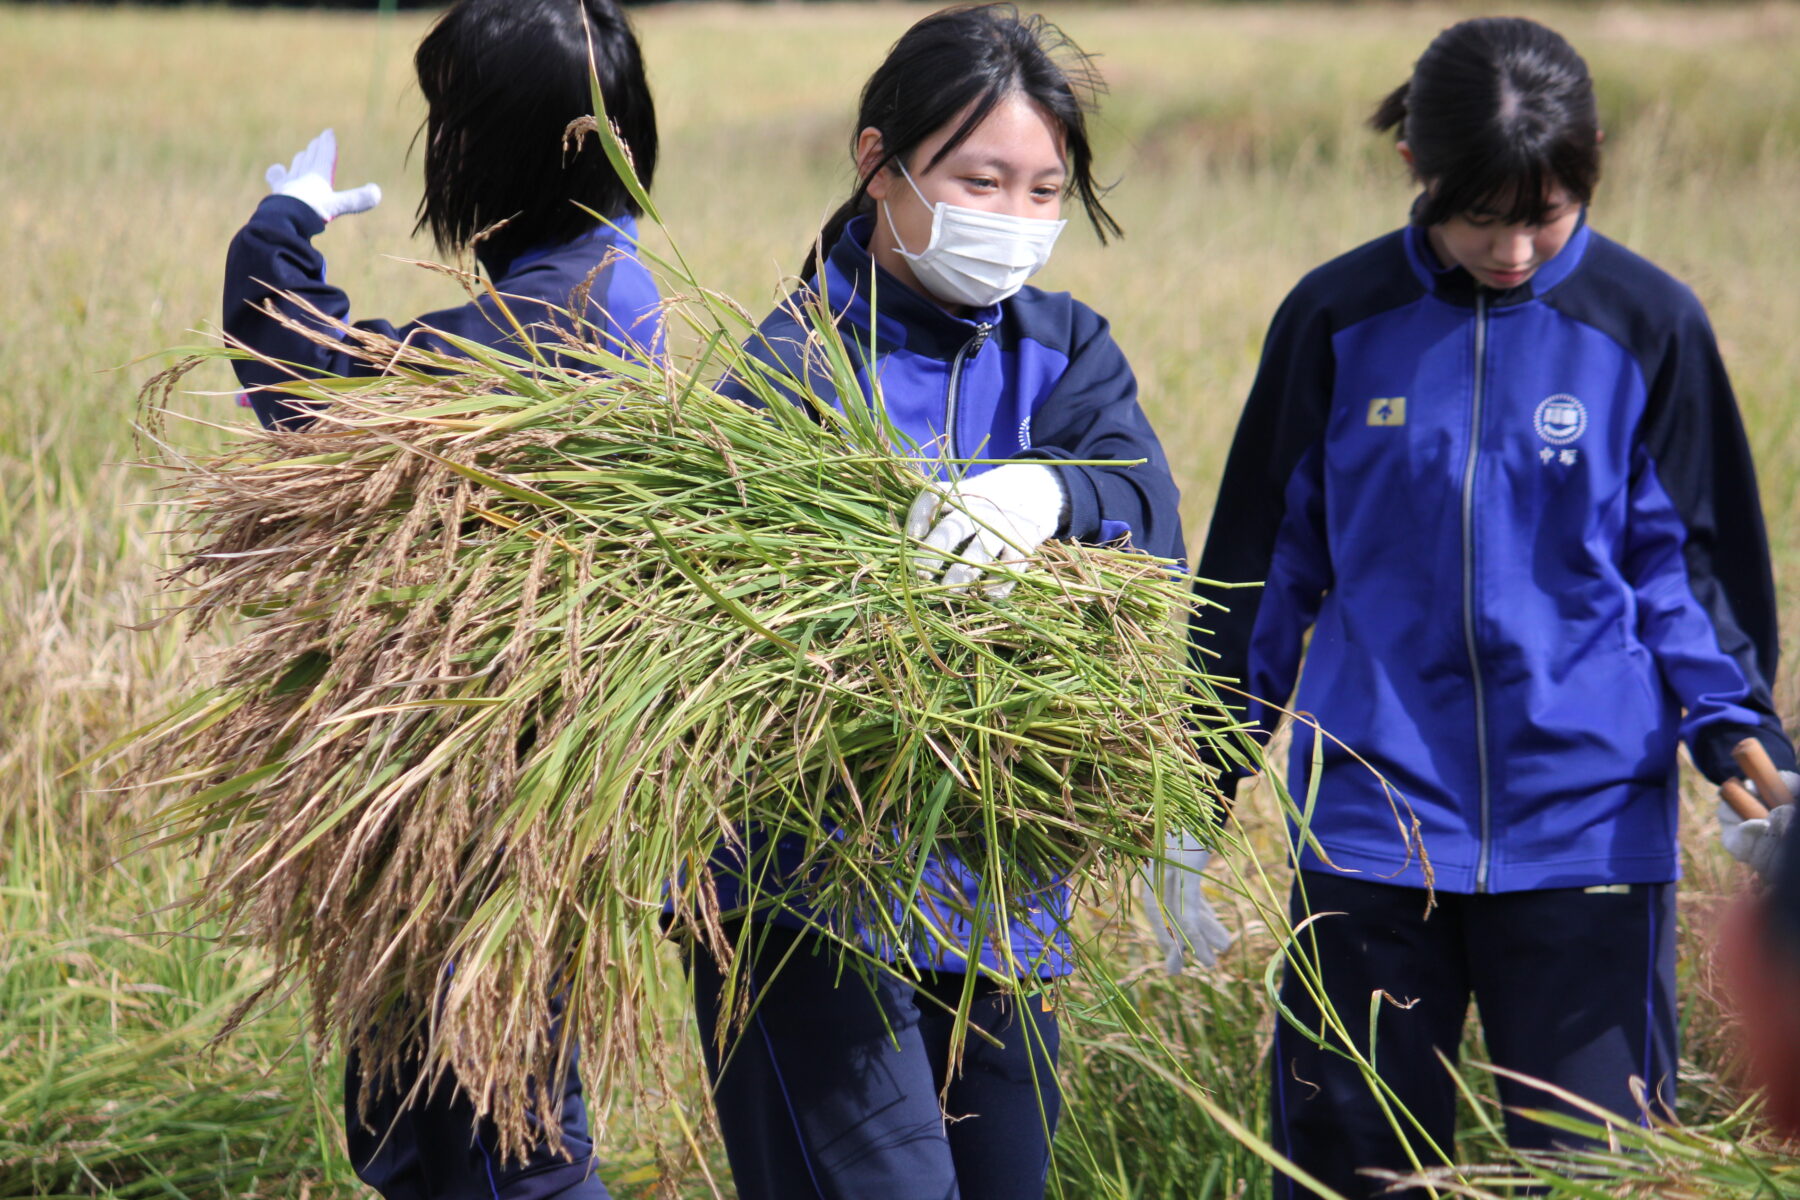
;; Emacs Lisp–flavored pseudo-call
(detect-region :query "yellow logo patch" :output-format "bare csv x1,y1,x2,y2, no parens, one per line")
1367,397,1406,427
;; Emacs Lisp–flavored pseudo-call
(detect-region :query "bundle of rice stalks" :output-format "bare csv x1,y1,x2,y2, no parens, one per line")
126,282,1233,1152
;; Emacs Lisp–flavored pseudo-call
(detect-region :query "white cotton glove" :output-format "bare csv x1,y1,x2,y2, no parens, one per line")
905,463,1065,599
265,129,382,223
1142,833,1236,973
1719,770,1800,881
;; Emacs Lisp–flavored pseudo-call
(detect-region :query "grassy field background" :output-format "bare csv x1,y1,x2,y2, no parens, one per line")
5,2,1800,1196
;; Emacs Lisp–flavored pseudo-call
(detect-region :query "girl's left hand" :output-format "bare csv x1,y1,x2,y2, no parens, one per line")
905,462,1065,599
1719,775,1799,881
1142,833,1235,972
265,128,383,224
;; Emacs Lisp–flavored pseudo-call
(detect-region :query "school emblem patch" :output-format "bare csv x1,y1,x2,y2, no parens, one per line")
1367,397,1406,427
1534,394,1587,445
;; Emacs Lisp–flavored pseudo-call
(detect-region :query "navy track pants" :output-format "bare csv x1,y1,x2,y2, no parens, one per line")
345,991,611,1200
692,923,1062,1200
1271,871,1677,1200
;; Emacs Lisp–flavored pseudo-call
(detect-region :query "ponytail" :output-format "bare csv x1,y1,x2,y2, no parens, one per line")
801,195,873,283
1371,18,1599,229
1368,81,1409,137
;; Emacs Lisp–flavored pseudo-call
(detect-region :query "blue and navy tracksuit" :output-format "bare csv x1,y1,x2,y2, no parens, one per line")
696,215,1185,1200
223,193,661,1200
1194,215,1795,1196
224,194,661,430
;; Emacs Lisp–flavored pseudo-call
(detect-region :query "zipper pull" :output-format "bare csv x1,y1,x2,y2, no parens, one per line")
969,322,993,353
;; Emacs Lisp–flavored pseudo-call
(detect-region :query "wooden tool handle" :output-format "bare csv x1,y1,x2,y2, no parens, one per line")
1721,777,1771,821
1733,737,1793,809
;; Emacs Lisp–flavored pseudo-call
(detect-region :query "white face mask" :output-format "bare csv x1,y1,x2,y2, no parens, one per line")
881,161,1066,309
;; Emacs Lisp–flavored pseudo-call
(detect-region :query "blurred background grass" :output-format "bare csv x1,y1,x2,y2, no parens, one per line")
4,3,1799,1196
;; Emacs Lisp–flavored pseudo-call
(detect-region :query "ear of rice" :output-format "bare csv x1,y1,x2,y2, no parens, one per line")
128,181,1251,1161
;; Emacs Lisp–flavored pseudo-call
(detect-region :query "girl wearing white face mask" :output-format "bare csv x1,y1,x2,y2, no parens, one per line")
699,7,1191,1200
877,156,1067,310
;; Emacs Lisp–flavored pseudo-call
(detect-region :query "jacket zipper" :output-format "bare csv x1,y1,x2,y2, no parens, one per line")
943,322,994,460
1465,292,1495,892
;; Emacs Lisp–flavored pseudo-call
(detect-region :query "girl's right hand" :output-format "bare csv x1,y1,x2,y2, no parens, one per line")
1719,773,1800,881
905,462,1065,600
265,128,383,224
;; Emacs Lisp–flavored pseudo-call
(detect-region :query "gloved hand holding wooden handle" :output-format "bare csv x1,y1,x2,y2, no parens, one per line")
1722,777,1769,821
1723,737,1793,821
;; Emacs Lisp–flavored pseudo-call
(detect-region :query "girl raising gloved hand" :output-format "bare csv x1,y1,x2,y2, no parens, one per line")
223,0,662,432
220,3,662,1197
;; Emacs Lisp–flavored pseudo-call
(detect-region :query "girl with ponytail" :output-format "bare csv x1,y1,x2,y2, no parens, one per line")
1192,17,1793,1196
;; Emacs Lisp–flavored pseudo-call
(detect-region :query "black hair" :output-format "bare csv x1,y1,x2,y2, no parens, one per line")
801,3,1118,280
413,0,658,274
1371,17,1600,229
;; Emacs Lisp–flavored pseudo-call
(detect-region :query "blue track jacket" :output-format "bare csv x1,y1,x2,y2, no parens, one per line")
223,194,662,428
1196,218,1794,893
714,216,1186,975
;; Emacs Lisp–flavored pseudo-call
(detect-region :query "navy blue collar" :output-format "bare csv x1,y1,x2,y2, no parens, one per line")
489,216,639,282
816,215,1002,362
